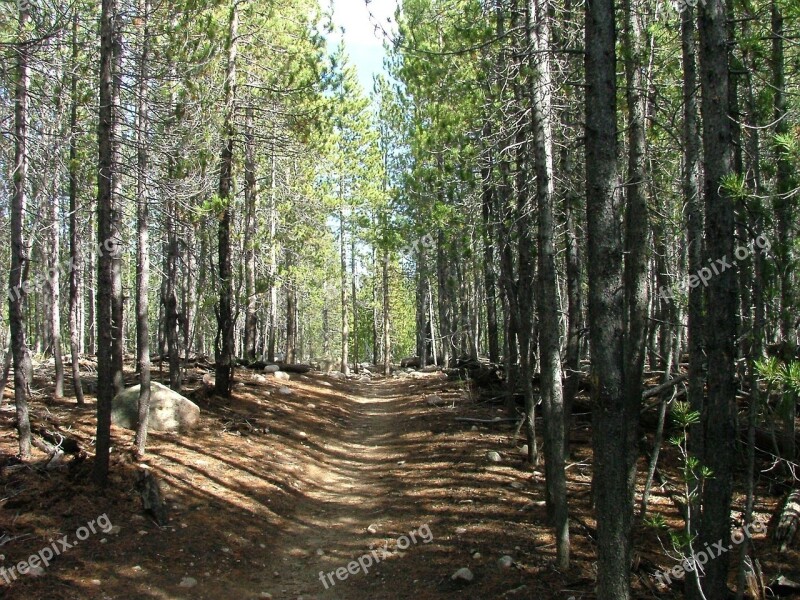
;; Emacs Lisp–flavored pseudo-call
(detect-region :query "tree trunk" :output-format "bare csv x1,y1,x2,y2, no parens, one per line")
382,245,391,375
340,199,350,375
772,0,796,464
135,0,151,455
585,0,632,595
243,105,258,362
94,0,120,484
110,13,124,397
10,4,32,460
214,1,238,398
68,10,85,406
531,0,569,569
696,0,737,594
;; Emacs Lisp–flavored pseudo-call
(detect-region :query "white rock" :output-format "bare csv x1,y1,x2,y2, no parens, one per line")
27,565,45,577
498,555,514,568
179,576,198,588
451,567,474,583
264,365,280,373
274,371,290,381
455,527,468,534
278,387,292,395
487,451,502,463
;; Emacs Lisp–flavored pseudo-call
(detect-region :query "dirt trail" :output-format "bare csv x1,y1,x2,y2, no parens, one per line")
264,378,429,599
0,371,597,600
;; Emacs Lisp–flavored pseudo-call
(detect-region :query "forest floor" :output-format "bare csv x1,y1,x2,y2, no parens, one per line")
0,362,798,599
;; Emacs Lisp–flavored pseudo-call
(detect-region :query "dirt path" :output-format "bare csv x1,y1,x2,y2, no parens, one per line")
1,371,596,600
263,378,431,598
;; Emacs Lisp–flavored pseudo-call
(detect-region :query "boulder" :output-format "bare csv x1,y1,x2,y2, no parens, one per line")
264,364,280,373
112,382,200,433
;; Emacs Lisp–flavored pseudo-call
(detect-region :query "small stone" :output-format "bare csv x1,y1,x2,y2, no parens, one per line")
179,576,198,588
487,451,502,463
367,524,378,534
472,552,481,559
298,432,308,439
510,481,524,489
260,594,273,599
471,425,478,431
279,387,292,395
426,395,445,407
455,527,468,534
307,403,316,409
264,365,280,373
109,525,122,535
520,445,529,455
27,566,45,577
274,371,290,381
100,538,108,544
221,547,231,553
451,567,474,583
498,555,514,568
316,548,325,556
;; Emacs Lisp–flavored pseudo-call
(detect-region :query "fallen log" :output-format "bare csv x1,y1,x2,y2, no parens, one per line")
642,373,689,400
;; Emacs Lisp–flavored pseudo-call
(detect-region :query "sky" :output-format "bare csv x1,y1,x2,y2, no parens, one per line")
328,0,399,92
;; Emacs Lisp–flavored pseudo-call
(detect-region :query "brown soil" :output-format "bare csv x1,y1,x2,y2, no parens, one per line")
0,365,797,599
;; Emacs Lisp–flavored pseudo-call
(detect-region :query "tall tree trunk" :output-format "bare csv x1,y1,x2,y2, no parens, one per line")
215,1,238,397
48,136,65,400
772,0,796,463
340,198,350,375
10,4,32,460
243,105,258,362
110,12,124,396
267,148,278,363
135,0,151,455
585,0,632,595
94,0,120,484
695,0,737,595
351,228,359,373
382,245,391,375
68,10,85,405
562,147,583,449
531,0,569,569
480,124,500,364
680,12,705,598
622,0,649,410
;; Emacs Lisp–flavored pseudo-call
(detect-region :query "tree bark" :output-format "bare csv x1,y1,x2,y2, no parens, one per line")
585,0,633,595
94,0,120,484
696,0,737,594
135,0,151,455
243,105,258,362
214,1,238,397
530,0,569,569
10,4,32,460
68,10,85,406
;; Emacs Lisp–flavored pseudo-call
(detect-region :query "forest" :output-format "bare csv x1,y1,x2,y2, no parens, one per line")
0,0,798,598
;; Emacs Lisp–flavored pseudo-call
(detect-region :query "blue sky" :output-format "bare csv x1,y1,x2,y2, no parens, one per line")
328,0,399,93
